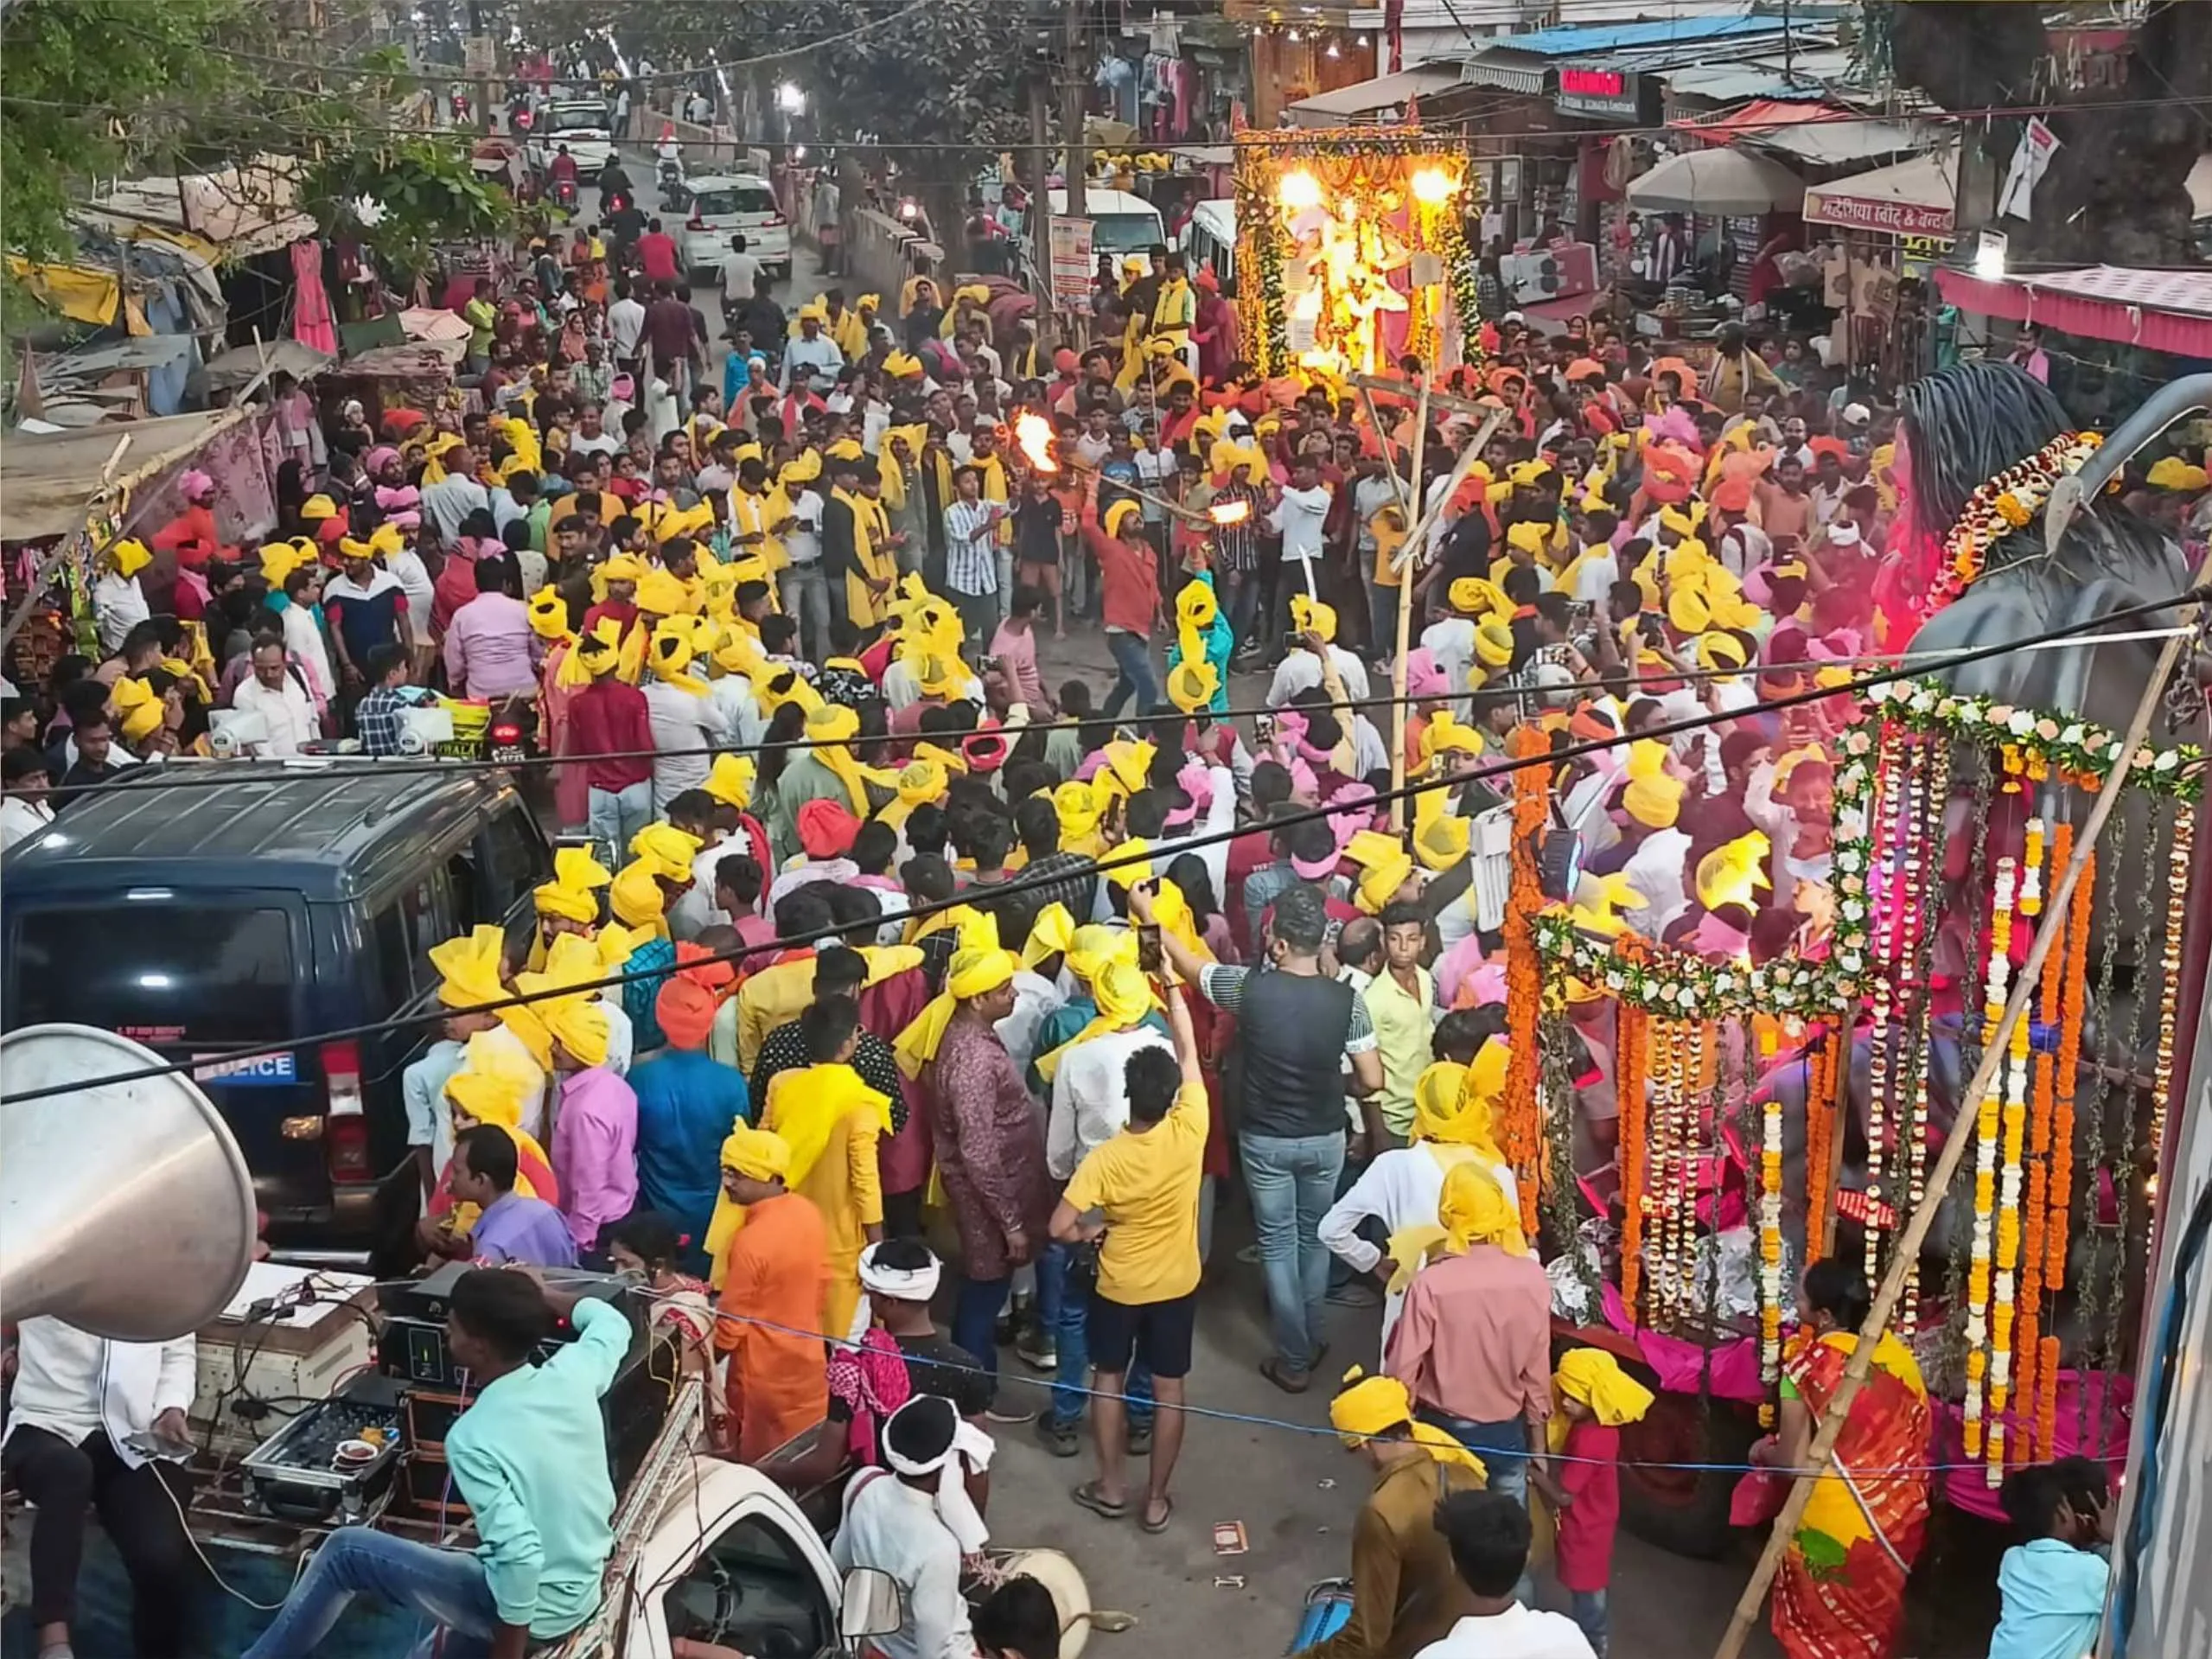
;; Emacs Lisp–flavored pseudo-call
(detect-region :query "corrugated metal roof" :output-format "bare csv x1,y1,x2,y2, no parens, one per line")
1471,11,1811,57
1660,48,1857,104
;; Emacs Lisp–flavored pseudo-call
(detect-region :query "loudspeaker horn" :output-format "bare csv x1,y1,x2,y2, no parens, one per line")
2,1024,258,1341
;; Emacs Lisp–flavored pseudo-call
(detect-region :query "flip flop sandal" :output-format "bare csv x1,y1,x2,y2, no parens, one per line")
1140,1496,1174,1535
1073,1479,1129,1520
1259,1356,1312,1394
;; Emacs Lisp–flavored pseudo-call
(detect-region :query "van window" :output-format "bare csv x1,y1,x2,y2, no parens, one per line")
1090,212,1164,254
370,867,460,1010
692,186,777,218
479,805,546,921
662,1511,829,1658
13,906,295,1045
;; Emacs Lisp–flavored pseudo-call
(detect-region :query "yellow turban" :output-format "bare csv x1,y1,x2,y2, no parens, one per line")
1505,520,1550,558
545,997,611,1069
1067,922,1134,986
648,621,710,695
1472,619,1515,670
2146,456,2209,492
1413,809,1470,871
1695,830,1771,912
1034,956,1158,1083
1386,1162,1527,1292
1448,576,1508,618
1176,580,1219,632
1412,1045,1508,1159
1103,498,1142,540
629,821,704,883
109,537,155,579
428,924,507,1009
594,921,641,969
1166,658,1219,715
1329,1370,1488,1479
1289,592,1337,642
610,857,670,930
1696,630,1748,673
1555,1348,1655,1428
260,540,313,586
892,946,1019,1078
825,438,864,463
1102,837,1153,889
1022,902,1076,969
112,676,165,743
883,351,924,380
1055,780,1104,850
1622,740,1684,831
635,567,694,617
705,752,756,812
444,1029,539,1129
1355,851,1415,916
808,703,859,746
898,756,947,807
1421,712,1484,765
1099,740,1154,799
532,845,611,925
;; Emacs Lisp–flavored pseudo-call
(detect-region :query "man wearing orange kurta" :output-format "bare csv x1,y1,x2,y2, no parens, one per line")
710,1126,833,1463
761,997,892,1343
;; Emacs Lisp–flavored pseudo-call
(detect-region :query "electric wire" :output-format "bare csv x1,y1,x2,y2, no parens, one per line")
5,578,2201,1107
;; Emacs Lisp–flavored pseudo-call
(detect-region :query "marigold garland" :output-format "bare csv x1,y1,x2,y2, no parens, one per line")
2018,819,2070,1461
1929,431,2103,613
1757,1019,1789,1427
1865,678,2202,803
1616,999,1648,1318
2039,846,2094,1463
1964,854,2018,1461
2147,804,2194,1178
1503,726,1550,1234
1863,724,1907,1288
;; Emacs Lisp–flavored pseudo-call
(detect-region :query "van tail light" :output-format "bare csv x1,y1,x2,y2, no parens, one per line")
490,718,523,745
322,1039,372,1184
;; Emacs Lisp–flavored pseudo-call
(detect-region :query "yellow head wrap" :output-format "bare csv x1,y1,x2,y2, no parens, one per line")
1329,1369,1488,1478
1102,498,1142,540
1505,520,1550,558
1098,739,1155,799
1176,580,1219,632
1447,576,1508,619
528,586,572,642
545,997,611,1069
891,946,1019,1078
1472,619,1515,670
1555,1348,1655,1429
1102,838,1153,889
112,676,165,743
425,924,507,1011
1412,1044,1508,1160
1288,592,1338,642
1022,902,1076,970
107,537,154,579
2146,456,2209,492
1355,850,1416,916
647,620,711,696
635,567,694,617
1055,780,1104,852
1386,1161,1527,1292
260,540,313,586
629,821,704,883
610,857,671,932
533,845,611,924
1166,658,1220,715
704,753,756,812
1695,830,1771,912
444,1029,540,1130
1622,740,1685,831
1033,956,1159,1082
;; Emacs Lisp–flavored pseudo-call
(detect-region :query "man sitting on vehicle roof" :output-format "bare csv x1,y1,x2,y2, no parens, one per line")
239,1267,628,1659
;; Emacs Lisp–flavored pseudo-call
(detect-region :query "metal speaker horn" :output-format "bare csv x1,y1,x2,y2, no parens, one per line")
2,1024,258,1341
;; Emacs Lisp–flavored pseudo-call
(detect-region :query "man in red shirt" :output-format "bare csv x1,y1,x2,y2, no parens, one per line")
564,624,657,856
1080,480,1162,718
635,217,682,286
643,281,699,402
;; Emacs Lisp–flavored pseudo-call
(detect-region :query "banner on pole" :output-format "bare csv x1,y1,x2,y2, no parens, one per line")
1049,216,1094,307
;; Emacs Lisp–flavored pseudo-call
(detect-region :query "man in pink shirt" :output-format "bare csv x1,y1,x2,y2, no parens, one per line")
985,585,1051,713
543,1001,638,1254
1385,1162,1551,1506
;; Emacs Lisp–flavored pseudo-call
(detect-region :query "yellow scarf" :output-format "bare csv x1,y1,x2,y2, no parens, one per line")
764,1062,893,1191
1032,959,1156,1084
831,308,867,363
730,486,789,573
837,487,897,626
1151,275,1193,335
902,901,980,950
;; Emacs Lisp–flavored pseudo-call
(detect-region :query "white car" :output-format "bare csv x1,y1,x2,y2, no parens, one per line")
680,174,793,283
531,99,615,177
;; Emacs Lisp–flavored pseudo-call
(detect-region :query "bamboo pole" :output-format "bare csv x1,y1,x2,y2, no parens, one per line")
1388,370,1431,832
1710,616,2197,1659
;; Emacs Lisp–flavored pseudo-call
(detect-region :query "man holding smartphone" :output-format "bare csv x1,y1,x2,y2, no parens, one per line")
2,1318,202,1657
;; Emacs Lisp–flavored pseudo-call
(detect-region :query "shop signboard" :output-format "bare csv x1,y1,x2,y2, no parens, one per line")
1553,65,1648,121
1802,188,1956,239
1049,216,1094,307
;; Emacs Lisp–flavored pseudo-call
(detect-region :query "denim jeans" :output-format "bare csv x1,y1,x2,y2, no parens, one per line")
1570,1588,1609,1655
1365,575,1401,659
1224,568,1261,651
779,562,832,665
1036,1241,1154,1431
953,588,1000,658
1418,1407,1532,1505
587,779,653,864
1102,629,1160,718
952,1274,1010,1381
240,1527,501,1659
1240,1131,1344,1369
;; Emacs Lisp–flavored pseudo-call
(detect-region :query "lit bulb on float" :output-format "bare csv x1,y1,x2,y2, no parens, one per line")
1411,167,1462,207
1278,169,1323,214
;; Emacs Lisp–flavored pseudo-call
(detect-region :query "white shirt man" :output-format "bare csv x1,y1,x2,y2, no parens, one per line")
642,678,723,814
783,488,825,565
781,329,845,394
609,290,648,362
1,792,55,851
419,469,490,547
1271,480,1333,564
566,423,623,462
831,1395,993,1659
1046,1024,1173,1179
92,570,151,655
1265,641,1373,709
1412,1606,1596,1659
231,650,322,756
719,245,765,306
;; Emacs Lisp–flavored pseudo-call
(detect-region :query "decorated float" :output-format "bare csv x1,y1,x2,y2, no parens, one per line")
1491,362,2208,1558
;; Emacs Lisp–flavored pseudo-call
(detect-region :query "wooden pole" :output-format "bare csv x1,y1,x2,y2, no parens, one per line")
1710,618,2196,1659
1388,370,1431,832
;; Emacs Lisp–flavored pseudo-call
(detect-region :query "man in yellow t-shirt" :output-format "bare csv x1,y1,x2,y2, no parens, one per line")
1053,979,1207,1536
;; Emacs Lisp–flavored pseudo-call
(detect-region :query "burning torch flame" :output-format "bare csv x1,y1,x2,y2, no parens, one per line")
1015,412,1056,474
1208,499,1252,526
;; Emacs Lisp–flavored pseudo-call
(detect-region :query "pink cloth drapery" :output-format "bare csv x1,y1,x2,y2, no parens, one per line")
291,241,338,354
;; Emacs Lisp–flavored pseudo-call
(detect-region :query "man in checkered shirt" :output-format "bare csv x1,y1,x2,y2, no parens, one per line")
350,644,417,757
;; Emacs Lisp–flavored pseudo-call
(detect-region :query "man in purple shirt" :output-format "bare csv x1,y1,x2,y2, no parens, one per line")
545,1001,638,1254
453,1126,577,1268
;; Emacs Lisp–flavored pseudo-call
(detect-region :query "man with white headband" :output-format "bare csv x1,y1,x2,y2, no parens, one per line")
831,1393,996,1659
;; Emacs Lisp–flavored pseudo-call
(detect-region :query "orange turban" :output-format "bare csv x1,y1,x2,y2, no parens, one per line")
654,941,734,1050
796,798,861,859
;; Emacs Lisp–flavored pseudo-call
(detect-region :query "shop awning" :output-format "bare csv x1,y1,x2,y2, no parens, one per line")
1627,146,1804,216
1933,264,2212,359
0,410,244,542
1286,65,1463,125
1802,150,1958,238
1676,99,1923,169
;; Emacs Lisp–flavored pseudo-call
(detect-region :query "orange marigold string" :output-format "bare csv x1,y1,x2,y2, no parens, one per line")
1617,999,1648,1318
2019,820,2071,1462
1503,724,1550,1235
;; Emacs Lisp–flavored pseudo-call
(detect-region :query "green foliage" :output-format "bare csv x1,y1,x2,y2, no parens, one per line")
0,0,249,262
303,138,511,279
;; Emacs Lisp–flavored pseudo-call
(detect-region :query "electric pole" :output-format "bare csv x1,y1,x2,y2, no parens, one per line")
1062,1,1087,221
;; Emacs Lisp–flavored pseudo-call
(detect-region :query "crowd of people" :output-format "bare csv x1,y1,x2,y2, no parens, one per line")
7,195,2200,1659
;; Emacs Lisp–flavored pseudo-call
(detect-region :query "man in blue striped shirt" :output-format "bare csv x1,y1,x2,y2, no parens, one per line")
943,465,1010,652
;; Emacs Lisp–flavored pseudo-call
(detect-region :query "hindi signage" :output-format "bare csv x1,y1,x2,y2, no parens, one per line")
1801,188,1956,239
1048,216,1094,307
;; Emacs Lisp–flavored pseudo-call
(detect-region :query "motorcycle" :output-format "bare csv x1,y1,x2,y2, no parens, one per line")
551,174,579,212
657,156,687,214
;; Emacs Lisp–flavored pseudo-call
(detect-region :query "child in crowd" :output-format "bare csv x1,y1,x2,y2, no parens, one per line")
1988,1456,2114,1659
